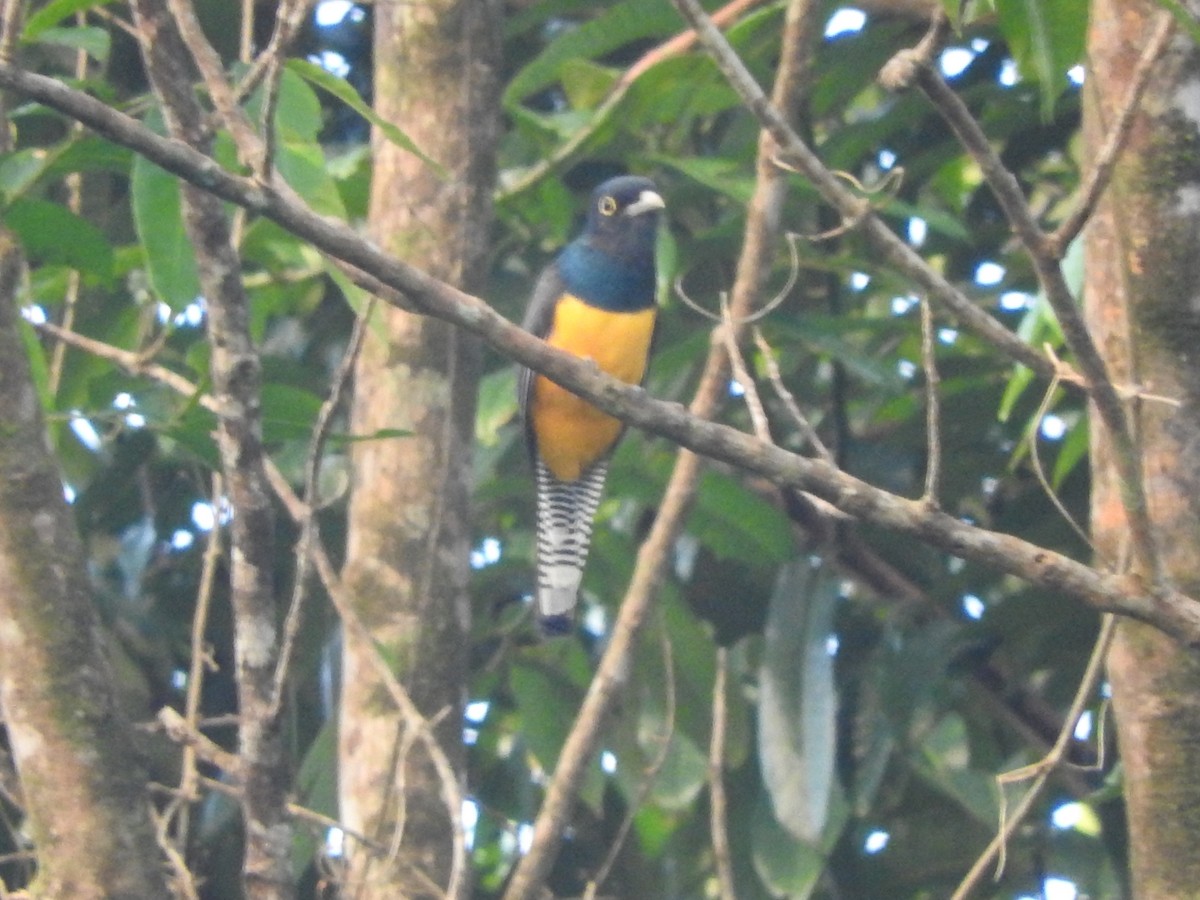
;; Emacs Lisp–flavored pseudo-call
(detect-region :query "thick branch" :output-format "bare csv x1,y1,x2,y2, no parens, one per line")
5,64,1200,644
0,238,171,897
128,2,289,896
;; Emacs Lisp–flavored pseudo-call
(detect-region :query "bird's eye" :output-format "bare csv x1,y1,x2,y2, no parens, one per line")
598,196,618,216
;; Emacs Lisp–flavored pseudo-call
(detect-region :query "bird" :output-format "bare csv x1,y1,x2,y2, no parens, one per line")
518,176,665,635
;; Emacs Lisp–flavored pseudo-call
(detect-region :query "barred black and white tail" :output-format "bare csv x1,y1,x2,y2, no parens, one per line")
534,457,609,635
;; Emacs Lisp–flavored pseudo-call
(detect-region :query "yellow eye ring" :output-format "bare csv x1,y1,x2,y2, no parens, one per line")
598,196,618,216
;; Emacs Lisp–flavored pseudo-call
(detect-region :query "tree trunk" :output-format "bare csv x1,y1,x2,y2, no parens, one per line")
338,1,500,897
1086,3,1200,894
0,231,170,898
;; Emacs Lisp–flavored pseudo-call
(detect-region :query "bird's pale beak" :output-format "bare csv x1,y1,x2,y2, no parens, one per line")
625,190,666,216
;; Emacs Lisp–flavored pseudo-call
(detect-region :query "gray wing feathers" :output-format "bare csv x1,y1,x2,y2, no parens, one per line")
518,263,567,460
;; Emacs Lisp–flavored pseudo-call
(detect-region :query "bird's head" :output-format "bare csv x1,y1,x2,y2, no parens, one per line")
580,176,665,265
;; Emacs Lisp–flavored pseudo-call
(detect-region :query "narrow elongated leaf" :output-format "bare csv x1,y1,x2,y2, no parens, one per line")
994,0,1086,118
751,793,824,899
22,0,116,40
285,59,444,175
292,722,336,877
29,25,110,62
503,0,679,106
1052,413,1088,488
758,560,838,843
131,151,200,309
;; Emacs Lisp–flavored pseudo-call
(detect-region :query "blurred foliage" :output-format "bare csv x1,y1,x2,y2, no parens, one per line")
0,0,1115,898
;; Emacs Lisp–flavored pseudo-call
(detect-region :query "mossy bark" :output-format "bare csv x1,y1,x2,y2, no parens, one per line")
0,233,170,898
1086,2,1200,894
338,1,500,897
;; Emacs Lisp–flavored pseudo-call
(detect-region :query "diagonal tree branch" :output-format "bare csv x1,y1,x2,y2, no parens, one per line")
4,62,1200,645
908,59,1161,585
668,0,1064,384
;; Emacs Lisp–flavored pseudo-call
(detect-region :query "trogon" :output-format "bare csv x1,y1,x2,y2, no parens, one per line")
518,176,665,635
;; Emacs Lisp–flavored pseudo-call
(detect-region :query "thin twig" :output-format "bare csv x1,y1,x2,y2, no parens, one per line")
1026,374,1092,548
908,57,1161,586
919,296,941,507
1050,13,1174,255
669,0,1064,382
751,327,834,463
254,0,311,181
709,646,737,900
47,15,90,396
950,613,1117,900
149,777,387,854
165,0,264,169
240,0,254,64
0,0,21,72
91,6,141,38
173,471,225,851
721,296,773,441
675,232,803,326
153,796,203,900
876,10,949,91
233,0,313,104
583,626,677,900
499,0,768,201
158,706,243,774
269,299,374,721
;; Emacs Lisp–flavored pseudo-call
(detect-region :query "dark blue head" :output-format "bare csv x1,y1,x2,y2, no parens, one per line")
557,176,664,312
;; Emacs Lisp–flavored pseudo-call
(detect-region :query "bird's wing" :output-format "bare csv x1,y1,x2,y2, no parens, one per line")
518,261,567,460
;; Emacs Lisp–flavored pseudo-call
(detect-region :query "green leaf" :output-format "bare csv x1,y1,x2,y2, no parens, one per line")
1052,412,1088,489
751,794,825,899
247,66,323,144
21,0,116,41
476,367,518,447
4,197,112,279
284,59,444,176
997,362,1034,423
274,137,346,218
686,469,796,563
28,25,110,62
994,0,1087,118
0,148,51,202
1155,0,1200,46
558,58,619,111
510,654,607,812
503,0,679,106
18,317,53,417
653,154,757,204
292,722,336,877
912,713,998,826
759,561,839,843
260,383,323,444
131,149,200,309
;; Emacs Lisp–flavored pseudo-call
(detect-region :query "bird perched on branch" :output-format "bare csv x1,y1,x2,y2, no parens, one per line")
519,176,665,635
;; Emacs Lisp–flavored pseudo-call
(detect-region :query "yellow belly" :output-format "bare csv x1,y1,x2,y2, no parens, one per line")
532,295,656,481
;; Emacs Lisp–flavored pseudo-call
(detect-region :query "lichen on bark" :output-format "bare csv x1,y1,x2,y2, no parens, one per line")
0,231,169,897
1087,2,1200,895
